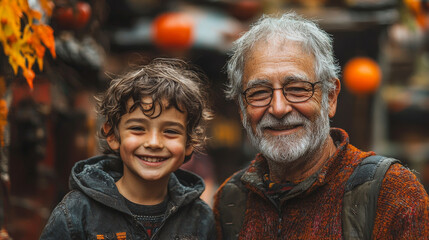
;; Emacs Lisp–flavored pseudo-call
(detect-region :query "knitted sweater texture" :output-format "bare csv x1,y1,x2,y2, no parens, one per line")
214,128,429,239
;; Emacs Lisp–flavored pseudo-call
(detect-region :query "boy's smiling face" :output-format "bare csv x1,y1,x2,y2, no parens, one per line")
107,97,193,183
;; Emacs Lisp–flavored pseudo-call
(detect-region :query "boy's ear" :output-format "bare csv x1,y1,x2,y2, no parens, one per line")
103,123,120,150
185,144,194,157
183,145,194,163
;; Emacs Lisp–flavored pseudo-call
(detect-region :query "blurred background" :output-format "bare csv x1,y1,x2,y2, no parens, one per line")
0,0,429,239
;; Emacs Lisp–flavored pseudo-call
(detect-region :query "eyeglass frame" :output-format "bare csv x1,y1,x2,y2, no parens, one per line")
241,80,322,107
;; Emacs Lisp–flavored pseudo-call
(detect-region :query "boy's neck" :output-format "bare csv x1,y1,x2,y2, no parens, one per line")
116,175,169,205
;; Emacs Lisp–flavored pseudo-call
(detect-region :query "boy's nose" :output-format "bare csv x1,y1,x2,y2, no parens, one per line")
143,132,164,149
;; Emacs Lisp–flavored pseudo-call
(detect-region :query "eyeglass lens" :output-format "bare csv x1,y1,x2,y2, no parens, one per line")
244,81,316,107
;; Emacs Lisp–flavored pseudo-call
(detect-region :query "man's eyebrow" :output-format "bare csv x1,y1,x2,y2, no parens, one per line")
245,73,311,88
283,73,309,83
245,79,271,88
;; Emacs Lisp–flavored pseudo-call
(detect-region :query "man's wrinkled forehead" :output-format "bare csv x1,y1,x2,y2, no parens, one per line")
242,39,315,84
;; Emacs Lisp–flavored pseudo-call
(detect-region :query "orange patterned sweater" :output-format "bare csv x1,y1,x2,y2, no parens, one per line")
214,128,429,239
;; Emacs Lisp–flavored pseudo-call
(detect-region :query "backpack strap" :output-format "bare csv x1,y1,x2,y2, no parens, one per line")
217,170,247,240
342,155,400,240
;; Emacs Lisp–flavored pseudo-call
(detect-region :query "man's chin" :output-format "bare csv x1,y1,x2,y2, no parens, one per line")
257,136,308,163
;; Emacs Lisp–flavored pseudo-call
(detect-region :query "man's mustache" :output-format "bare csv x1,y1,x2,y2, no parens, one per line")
258,113,308,130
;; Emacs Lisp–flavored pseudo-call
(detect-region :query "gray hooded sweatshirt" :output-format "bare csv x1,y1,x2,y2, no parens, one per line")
40,155,216,240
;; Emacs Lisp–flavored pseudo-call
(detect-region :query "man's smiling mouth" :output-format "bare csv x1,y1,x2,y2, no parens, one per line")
266,124,303,131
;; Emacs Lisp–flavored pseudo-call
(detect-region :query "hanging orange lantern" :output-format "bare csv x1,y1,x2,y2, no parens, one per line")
53,1,92,30
343,57,382,95
152,12,194,50
228,0,262,20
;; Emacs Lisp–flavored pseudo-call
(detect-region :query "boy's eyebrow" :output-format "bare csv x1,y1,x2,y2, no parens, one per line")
124,118,186,130
124,118,145,125
162,121,186,130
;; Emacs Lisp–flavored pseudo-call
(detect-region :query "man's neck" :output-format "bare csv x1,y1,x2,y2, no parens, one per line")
266,137,337,183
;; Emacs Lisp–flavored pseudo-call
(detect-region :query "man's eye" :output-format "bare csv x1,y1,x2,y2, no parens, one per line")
247,88,271,99
285,87,308,93
284,86,312,98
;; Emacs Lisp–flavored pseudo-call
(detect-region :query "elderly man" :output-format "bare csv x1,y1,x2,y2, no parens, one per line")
213,12,429,239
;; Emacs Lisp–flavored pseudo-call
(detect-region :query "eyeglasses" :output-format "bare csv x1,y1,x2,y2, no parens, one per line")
242,81,322,107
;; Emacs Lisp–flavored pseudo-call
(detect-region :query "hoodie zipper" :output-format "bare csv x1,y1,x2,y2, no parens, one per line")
149,204,178,240
131,204,177,240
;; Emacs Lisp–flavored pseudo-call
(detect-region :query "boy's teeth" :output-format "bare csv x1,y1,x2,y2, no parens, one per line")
140,157,165,162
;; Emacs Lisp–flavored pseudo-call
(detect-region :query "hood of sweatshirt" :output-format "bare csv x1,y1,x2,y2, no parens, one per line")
69,155,206,215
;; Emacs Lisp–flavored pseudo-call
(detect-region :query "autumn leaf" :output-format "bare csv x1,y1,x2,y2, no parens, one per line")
33,24,56,58
39,0,54,17
0,77,7,147
0,0,56,89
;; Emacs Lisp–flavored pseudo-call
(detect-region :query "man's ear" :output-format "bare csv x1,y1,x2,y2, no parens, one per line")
103,123,119,150
328,78,341,118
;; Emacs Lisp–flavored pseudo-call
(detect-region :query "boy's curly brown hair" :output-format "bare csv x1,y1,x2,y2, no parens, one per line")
96,58,213,155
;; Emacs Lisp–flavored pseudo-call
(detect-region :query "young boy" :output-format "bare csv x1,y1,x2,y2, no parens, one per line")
40,58,215,239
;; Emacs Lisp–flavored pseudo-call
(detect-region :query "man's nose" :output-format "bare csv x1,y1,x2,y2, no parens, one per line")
143,132,164,149
268,89,292,119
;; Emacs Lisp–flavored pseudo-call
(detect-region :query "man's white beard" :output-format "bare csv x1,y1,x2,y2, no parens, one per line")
242,106,331,164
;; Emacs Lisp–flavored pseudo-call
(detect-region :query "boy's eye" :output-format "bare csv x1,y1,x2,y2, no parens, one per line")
129,126,145,132
164,129,181,135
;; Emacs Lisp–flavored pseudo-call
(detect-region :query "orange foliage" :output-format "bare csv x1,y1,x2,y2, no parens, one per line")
0,77,6,147
404,0,429,29
0,99,7,147
0,0,55,89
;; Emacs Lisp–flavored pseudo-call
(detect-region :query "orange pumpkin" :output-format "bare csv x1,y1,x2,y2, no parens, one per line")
152,12,194,50
343,57,382,95
53,1,91,30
